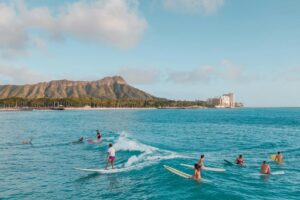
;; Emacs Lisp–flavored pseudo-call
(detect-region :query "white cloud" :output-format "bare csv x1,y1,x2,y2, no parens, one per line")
168,66,217,83
59,0,147,48
0,64,50,84
0,0,147,57
118,66,160,84
167,60,257,84
163,0,224,14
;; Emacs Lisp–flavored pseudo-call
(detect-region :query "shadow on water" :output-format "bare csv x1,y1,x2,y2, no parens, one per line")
260,174,270,182
75,173,100,182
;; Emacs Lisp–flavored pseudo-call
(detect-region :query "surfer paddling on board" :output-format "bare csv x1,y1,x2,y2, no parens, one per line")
191,164,202,180
105,143,116,169
235,154,244,166
275,152,283,163
197,155,205,169
72,137,84,144
261,161,271,174
96,130,102,141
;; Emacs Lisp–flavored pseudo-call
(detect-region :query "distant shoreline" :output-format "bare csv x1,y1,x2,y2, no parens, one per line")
0,106,243,111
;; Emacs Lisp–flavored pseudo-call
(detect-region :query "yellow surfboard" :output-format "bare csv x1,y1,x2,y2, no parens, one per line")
270,154,283,163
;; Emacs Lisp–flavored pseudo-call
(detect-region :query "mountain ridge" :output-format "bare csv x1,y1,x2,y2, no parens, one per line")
0,76,156,100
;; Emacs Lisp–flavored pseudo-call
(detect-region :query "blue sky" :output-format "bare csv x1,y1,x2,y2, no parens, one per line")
0,0,299,107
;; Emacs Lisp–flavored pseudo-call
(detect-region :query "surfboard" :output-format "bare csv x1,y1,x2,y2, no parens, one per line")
163,165,210,182
75,168,124,174
180,164,225,172
270,154,283,163
87,139,101,143
252,171,285,176
224,159,234,165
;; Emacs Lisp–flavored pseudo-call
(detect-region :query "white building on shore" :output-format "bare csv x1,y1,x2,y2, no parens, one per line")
207,93,235,108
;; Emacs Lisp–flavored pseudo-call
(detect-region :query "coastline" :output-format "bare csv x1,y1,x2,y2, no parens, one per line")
0,105,245,111
0,106,211,111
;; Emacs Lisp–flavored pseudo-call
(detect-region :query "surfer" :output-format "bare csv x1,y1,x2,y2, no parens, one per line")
191,164,201,180
96,130,102,140
197,155,205,168
21,138,32,145
235,154,244,166
261,161,271,174
275,152,283,162
105,143,116,169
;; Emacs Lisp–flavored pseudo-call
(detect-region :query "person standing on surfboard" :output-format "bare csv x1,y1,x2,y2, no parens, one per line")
197,155,205,169
235,154,244,166
96,130,102,140
106,143,116,169
261,161,271,174
275,152,283,162
192,164,201,180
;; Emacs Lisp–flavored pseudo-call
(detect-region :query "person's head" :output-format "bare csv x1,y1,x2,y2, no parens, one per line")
277,151,281,155
201,155,205,159
262,161,266,164
109,143,113,148
239,154,243,158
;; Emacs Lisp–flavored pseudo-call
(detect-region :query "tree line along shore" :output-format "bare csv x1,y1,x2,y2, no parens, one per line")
0,97,214,110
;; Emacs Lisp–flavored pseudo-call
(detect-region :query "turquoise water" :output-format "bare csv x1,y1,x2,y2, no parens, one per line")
0,108,299,200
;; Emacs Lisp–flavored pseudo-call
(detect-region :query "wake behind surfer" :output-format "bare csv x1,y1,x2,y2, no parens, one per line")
197,155,205,169
105,143,116,169
261,161,271,174
235,154,244,166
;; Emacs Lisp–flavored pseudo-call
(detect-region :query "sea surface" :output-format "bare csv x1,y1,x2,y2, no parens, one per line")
0,108,299,200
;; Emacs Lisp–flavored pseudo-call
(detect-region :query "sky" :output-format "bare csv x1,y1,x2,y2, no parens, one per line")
0,0,300,107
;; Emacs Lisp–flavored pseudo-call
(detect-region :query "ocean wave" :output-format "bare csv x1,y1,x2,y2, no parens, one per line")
112,131,186,171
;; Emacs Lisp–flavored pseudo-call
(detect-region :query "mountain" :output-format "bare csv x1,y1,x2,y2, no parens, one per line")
0,76,156,100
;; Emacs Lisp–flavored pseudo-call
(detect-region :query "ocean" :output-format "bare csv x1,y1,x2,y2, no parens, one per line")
0,108,299,200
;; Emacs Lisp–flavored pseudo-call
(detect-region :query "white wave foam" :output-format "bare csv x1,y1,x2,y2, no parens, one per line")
113,131,187,170
114,131,157,153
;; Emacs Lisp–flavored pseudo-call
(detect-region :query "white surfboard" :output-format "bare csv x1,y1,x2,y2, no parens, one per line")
163,165,210,182
180,164,226,172
75,167,126,174
252,171,285,176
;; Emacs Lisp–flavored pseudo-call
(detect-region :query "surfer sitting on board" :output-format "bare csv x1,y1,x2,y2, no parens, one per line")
197,155,205,169
235,154,244,166
106,143,116,169
261,161,271,174
275,152,283,162
96,130,102,140
191,164,201,180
